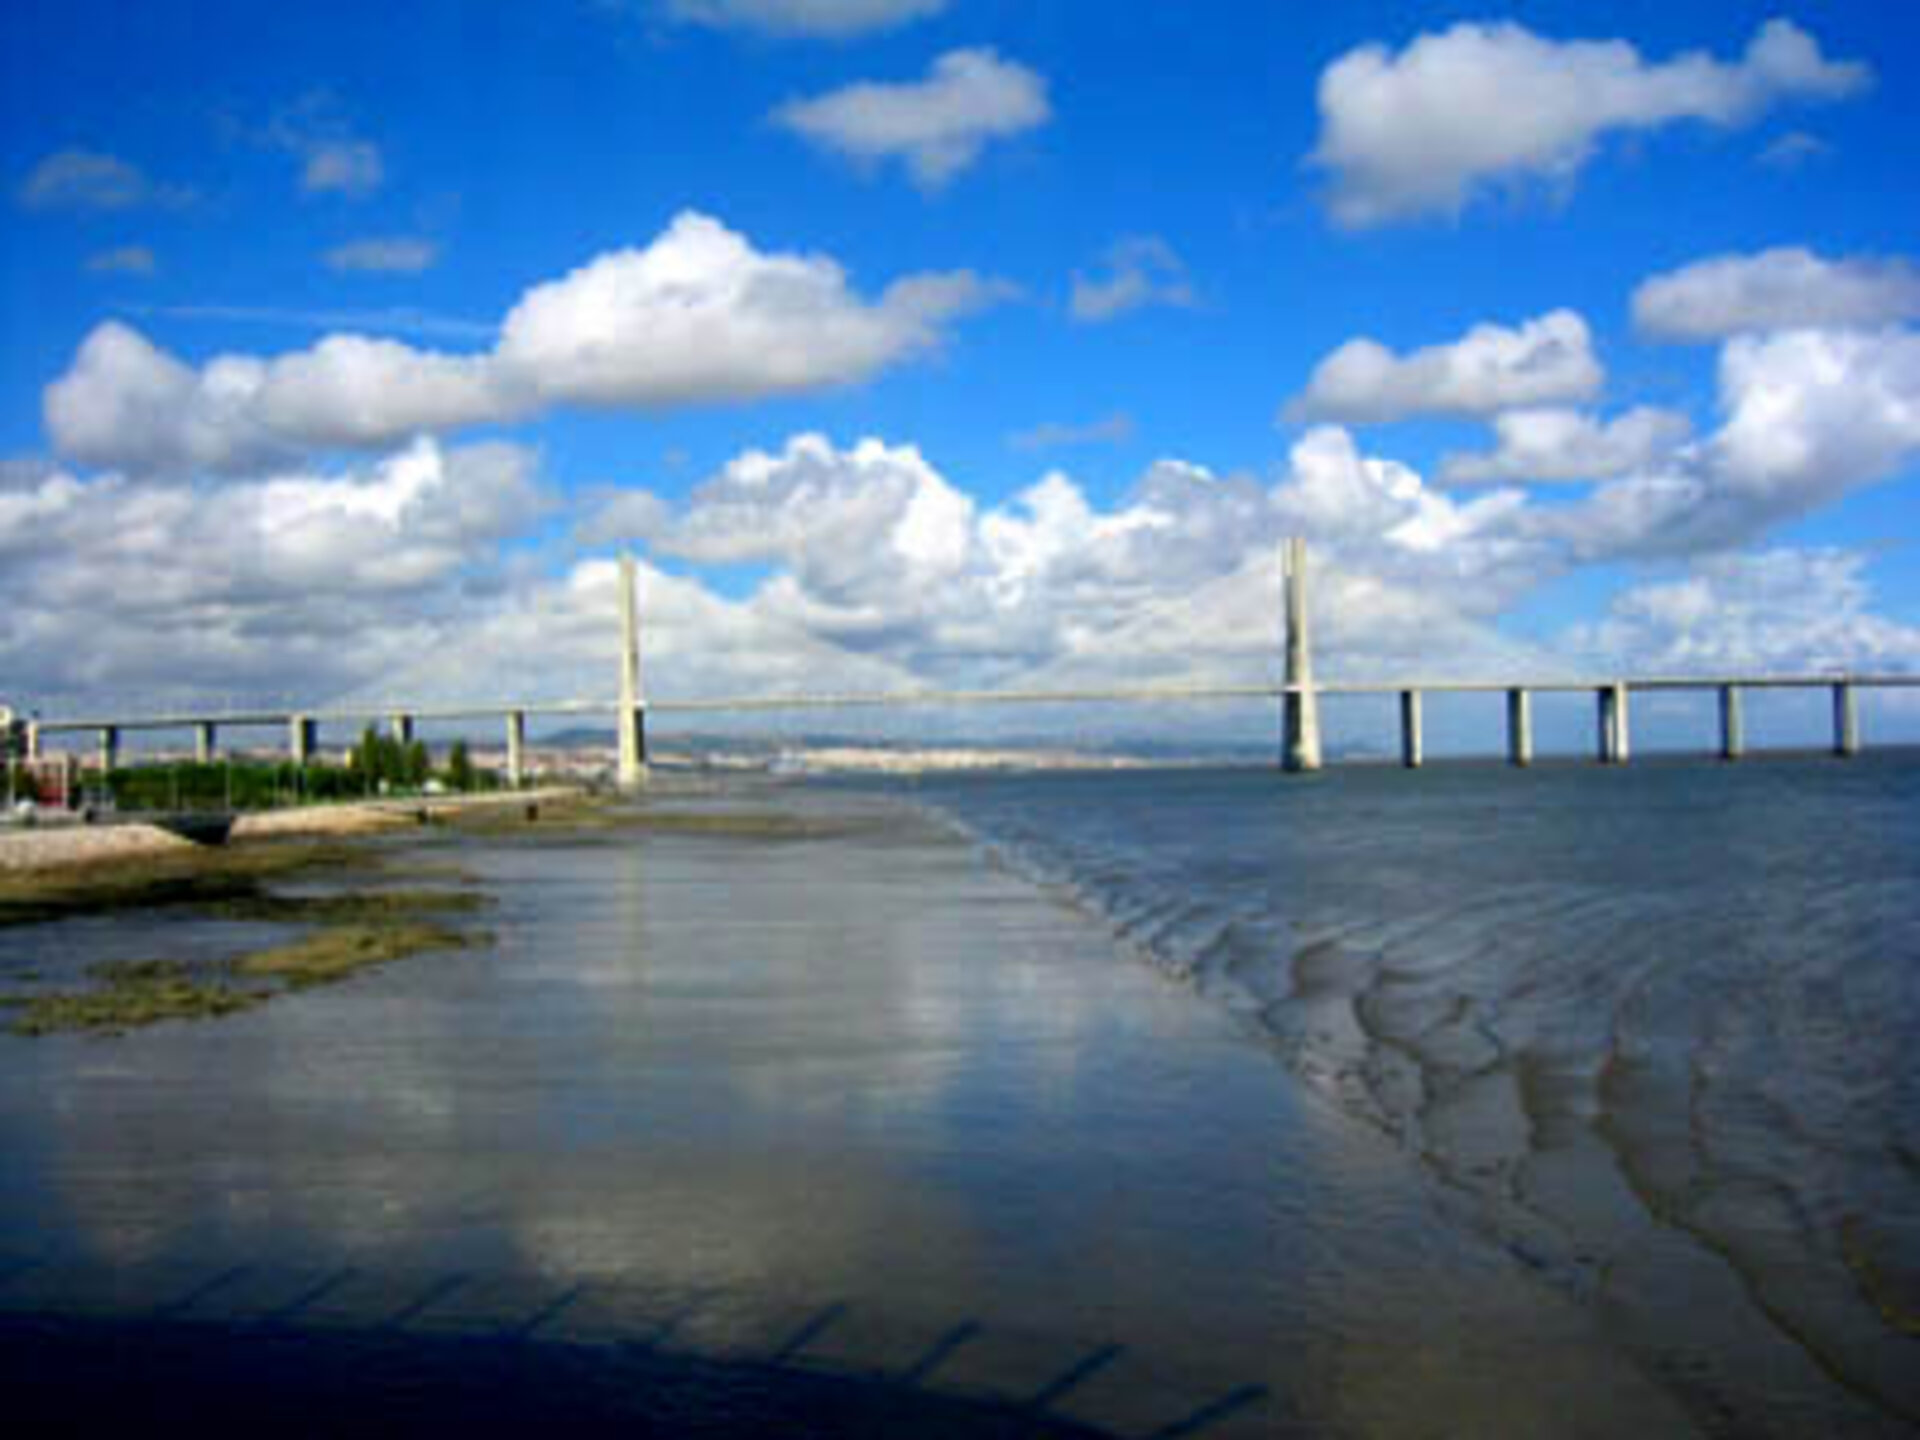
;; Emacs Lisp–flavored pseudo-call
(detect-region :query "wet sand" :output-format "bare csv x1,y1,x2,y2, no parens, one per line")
0,782,1703,1436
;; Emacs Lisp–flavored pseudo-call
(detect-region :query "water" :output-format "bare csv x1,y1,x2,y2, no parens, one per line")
909,757,1920,1432
0,766,1914,1434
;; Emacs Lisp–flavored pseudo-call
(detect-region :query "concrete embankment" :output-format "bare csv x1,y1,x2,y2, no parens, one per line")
0,788,586,874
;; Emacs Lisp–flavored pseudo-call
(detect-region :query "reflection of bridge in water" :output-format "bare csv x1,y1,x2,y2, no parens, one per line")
10,542,1920,788
0,1253,1271,1437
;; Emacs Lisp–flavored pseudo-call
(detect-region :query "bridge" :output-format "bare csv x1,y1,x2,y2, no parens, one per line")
7,544,1919,790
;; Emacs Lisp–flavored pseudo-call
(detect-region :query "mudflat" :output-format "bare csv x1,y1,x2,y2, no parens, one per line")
0,781,1703,1436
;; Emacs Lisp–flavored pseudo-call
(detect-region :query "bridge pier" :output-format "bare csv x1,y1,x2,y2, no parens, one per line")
1399,690,1423,769
1506,689,1533,767
617,553,649,790
1832,682,1860,758
505,709,527,789
25,722,41,763
389,713,416,745
1281,538,1322,773
1718,685,1744,761
289,715,317,766
1598,684,1630,765
98,726,119,774
195,721,217,765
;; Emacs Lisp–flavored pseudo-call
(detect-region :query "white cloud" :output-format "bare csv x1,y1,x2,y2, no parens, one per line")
494,214,995,408
1633,247,1920,341
774,48,1050,189
1069,237,1196,323
1538,325,1920,560
262,93,386,199
325,237,440,274
662,0,946,38
1008,413,1136,451
1568,550,1920,675
1310,18,1870,227
15,409,1920,719
0,439,550,712
86,245,158,276
601,430,1553,692
1441,406,1692,484
16,150,190,212
1287,310,1602,424
1707,326,1920,515
43,212,1003,474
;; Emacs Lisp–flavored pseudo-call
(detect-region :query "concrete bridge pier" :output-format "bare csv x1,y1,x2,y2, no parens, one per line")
1399,690,1424,769
1280,538,1322,774
98,726,119,774
1719,685,1744,762
25,722,41,763
389,713,416,745
1833,682,1860,758
1506,689,1533,767
289,715,317,766
195,721,217,765
1598,684,1631,765
505,710,527,789
617,553,649,790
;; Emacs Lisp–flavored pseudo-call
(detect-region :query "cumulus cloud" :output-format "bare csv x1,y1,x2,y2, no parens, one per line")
1441,406,1692,484
662,0,947,38
774,48,1050,189
1568,549,1920,674
1310,18,1870,227
16,406,1920,719
1286,310,1602,424
0,439,550,712
1707,326,1920,515
43,212,1002,474
16,150,190,212
325,237,440,274
594,430,1555,693
1633,247,1920,341
1534,325,1920,561
86,245,158,276
1069,237,1197,323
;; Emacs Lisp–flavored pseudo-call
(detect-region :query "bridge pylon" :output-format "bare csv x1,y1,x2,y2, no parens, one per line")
1281,538,1323,773
617,552,648,791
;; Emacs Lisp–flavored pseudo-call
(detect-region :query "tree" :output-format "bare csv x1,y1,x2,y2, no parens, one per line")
446,739,474,793
404,739,430,789
349,724,381,791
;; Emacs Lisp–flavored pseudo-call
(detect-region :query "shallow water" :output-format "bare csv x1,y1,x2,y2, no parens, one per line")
0,771,1908,1434
911,757,1920,1433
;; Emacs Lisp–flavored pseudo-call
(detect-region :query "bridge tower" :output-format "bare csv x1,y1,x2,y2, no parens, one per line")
617,552,648,791
1282,537,1323,773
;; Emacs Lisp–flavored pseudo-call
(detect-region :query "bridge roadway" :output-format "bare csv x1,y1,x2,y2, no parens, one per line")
13,673,1920,782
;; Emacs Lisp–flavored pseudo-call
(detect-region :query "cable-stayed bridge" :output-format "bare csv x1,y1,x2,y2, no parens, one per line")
7,545,1918,787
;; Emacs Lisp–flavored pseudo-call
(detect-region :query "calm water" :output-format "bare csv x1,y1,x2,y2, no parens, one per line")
911,756,1920,1433
0,762,1914,1435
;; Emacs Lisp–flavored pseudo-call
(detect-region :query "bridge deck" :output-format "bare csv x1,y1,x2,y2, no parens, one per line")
24,673,1920,735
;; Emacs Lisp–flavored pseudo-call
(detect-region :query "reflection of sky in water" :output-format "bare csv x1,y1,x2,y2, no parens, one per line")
0,788,1715,1432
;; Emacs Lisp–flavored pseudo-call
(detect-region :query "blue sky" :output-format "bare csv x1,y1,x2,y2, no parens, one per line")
5,0,1920,740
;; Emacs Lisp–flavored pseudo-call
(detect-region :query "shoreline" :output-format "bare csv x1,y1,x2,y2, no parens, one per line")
0,787,589,876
